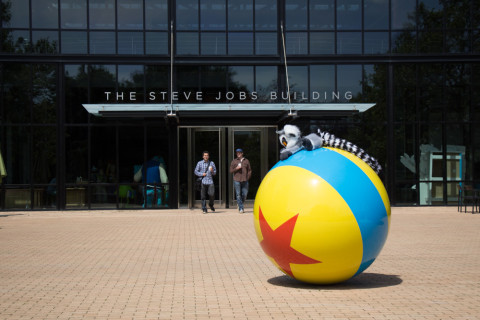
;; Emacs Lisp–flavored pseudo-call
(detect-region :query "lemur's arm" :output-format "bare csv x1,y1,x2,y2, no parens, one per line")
279,143,303,160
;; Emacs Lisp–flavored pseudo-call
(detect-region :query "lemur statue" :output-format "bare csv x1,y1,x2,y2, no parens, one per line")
276,124,382,175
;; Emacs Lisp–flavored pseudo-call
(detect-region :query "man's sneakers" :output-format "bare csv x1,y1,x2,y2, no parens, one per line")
203,205,214,214
203,206,245,213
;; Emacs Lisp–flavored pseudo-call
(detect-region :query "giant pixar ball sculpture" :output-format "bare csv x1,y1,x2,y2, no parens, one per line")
253,127,390,285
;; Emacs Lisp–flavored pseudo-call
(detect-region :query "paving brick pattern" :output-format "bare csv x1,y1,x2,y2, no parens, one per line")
0,207,479,319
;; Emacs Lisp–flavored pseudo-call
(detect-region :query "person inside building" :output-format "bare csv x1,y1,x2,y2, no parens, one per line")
229,148,252,213
194,151,217,214
134,156,169,208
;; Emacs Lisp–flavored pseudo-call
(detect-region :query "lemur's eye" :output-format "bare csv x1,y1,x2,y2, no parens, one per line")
287,133,296,137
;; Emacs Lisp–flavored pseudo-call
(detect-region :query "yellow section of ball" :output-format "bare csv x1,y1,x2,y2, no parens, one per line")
254,165,364,284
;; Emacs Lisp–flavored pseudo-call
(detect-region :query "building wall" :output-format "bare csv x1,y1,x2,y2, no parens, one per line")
0,0,479,209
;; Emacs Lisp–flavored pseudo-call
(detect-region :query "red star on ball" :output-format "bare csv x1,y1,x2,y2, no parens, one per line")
259,207,321,278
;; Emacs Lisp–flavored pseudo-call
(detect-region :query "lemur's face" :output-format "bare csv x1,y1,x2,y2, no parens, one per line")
277,125,301,149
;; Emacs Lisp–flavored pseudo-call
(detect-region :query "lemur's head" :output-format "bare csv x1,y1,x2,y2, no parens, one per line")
276,125,301,149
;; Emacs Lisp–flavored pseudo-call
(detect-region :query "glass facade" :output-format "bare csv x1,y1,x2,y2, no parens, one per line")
0,0,479,210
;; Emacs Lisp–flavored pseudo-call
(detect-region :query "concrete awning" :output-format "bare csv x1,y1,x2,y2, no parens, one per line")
82,103,375,118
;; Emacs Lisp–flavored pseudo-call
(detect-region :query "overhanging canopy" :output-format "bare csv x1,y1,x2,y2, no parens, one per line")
82,103,375,118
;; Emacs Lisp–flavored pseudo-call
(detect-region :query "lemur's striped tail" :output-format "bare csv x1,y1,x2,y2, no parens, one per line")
318,130,382,174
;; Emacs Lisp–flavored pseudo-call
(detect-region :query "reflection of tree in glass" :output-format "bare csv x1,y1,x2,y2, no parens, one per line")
118,68,144,101
65,65,89,87
33,127,57,184
89,66,116,103
344,0,475,178
393,1,473,54
32,65,58,183
2,63,31,123
347,64,388,173
119,70,144,88
0,1,12,49
89,65,116,84
256,79,278,102
1,1,58,54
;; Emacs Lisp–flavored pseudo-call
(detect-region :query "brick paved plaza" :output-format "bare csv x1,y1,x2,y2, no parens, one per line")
0,206,479,319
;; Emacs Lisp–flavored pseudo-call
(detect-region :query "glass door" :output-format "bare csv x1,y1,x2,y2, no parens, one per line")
227,127,277,208
178,126,277,209
178,127,226,208
193,128,224,207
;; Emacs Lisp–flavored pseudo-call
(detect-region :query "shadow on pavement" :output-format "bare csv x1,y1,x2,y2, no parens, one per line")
268,272,402,289
0,213,25,218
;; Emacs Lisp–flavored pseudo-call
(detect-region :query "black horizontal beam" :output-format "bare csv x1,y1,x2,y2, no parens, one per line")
1,53,479,65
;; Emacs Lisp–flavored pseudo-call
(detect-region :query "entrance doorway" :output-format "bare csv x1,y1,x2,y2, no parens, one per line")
178,126,278,209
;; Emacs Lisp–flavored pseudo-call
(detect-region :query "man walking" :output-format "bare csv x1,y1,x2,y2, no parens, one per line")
229,148,252,213
194,151,217,213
